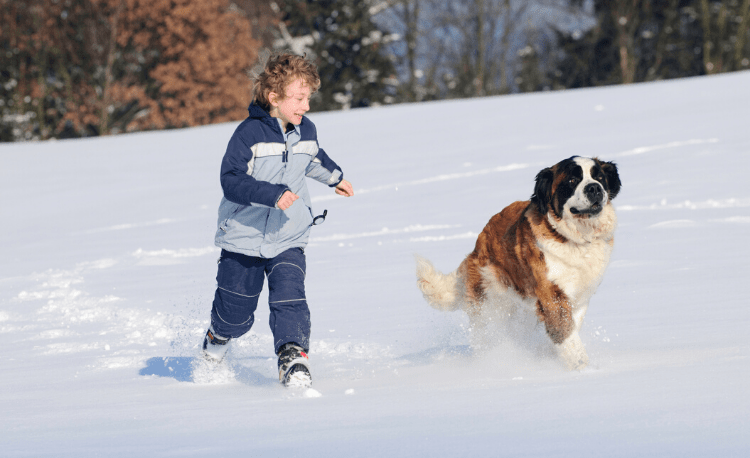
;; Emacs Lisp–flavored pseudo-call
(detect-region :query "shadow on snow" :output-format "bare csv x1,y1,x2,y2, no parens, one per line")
139,356,278,386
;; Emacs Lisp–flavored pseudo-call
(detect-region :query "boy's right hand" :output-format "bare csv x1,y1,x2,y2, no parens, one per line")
276,190,299,210
334,179,354,197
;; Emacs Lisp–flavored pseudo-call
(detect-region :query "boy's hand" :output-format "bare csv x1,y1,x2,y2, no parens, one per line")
277,190,299,210
335,179,354,197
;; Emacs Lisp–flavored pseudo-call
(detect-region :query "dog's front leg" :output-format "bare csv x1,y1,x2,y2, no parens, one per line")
534,285,588,370
556,332,588,370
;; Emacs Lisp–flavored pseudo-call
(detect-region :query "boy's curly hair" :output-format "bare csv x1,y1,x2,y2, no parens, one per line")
251,52,321,111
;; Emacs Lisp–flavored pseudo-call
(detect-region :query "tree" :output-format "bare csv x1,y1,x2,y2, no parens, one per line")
275,0,399,110
374,0,424,102
698,0,750,73
1,0,265,141
106,0,262,131
425,0,521,98
550,0,750,89
376,0,560,100
0,0,89,140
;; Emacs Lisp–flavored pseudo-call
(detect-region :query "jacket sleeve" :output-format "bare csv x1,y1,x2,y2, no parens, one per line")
220,133,289,208
306,147,344,187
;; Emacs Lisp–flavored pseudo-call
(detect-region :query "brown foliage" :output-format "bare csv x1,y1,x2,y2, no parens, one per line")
136,0,260,129
1,0,268,140
92,0,263,133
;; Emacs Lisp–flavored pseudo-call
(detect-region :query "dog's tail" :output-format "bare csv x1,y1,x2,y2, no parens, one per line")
415,254,461,311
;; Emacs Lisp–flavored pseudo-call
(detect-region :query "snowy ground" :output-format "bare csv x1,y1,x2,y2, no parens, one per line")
1,71,749,457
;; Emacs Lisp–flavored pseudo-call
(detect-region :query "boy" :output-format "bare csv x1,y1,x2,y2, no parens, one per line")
201,53,354,387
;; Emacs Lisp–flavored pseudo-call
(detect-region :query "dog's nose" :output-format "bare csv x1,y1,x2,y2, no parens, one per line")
584,183,604,203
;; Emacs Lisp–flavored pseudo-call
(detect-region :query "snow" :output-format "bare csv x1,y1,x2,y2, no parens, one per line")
1,71,749,456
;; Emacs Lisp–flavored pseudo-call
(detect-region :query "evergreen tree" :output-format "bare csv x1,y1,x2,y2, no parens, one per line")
276,0,399,110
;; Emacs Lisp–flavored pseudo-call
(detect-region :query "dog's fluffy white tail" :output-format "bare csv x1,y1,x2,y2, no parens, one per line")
414,254,461,311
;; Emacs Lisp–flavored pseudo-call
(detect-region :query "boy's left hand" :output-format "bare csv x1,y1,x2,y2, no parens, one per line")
335,179,354,197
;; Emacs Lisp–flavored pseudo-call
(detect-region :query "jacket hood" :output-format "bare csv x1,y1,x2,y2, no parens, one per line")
247,102,309,131
248,102,284,132
248,102,271,119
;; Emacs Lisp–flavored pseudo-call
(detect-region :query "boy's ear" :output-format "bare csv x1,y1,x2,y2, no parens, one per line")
268,91,279,107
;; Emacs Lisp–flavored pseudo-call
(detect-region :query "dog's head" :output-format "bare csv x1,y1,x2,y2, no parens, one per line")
531,156,621,219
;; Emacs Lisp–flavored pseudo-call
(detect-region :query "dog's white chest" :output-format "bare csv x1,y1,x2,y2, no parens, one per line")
541,238,612,303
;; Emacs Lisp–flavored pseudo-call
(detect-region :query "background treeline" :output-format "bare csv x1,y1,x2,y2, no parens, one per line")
1,0,748,142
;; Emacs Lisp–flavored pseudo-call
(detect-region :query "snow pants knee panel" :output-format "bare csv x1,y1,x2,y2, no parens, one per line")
210,251,264,339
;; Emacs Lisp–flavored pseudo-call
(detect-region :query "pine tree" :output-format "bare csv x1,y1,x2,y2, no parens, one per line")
275,0,399,110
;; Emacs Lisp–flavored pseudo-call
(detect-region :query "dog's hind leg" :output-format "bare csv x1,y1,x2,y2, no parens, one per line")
464,300,492,351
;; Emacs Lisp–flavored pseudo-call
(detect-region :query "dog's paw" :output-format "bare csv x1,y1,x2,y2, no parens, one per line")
566,354,589,371
558,334,589,371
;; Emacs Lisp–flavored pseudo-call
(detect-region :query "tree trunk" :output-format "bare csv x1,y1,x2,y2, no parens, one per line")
700,0,714,74
36,3,50,139
475,0,485,96
613,0,638,84
100,0,124,136
646,0,679,81
404,0,419,101
734,0,750,70
498,0,511,94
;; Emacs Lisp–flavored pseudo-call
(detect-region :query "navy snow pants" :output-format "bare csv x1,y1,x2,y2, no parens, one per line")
210,247,310,354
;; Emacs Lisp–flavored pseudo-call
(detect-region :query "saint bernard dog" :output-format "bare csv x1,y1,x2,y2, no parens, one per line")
415,156,621,370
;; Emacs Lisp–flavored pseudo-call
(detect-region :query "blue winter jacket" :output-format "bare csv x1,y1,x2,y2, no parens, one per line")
214,103,343,258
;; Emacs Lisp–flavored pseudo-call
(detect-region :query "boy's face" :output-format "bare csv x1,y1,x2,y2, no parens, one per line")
269,78,312,126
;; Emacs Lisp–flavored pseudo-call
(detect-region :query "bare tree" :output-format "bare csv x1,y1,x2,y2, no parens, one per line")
376,0,544,99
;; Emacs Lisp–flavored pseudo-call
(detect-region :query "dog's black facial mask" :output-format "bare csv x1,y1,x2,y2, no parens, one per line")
532,157,581,217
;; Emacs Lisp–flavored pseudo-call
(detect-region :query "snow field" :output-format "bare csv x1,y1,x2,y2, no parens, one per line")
1,71,749,456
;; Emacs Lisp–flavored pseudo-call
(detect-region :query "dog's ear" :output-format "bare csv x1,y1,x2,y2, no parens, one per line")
600,160,621,200
531,167,554,214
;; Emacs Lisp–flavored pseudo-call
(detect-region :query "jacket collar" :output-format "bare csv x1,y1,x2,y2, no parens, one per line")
276,118,301,136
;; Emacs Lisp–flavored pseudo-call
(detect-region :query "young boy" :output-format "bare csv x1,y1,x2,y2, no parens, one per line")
201,53,354,387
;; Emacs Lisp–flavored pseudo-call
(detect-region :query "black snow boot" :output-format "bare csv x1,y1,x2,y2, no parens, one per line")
202,326,231,362
277,343,311,387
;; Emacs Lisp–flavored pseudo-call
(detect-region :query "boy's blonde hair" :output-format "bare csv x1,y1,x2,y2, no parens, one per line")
252,52,321,111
